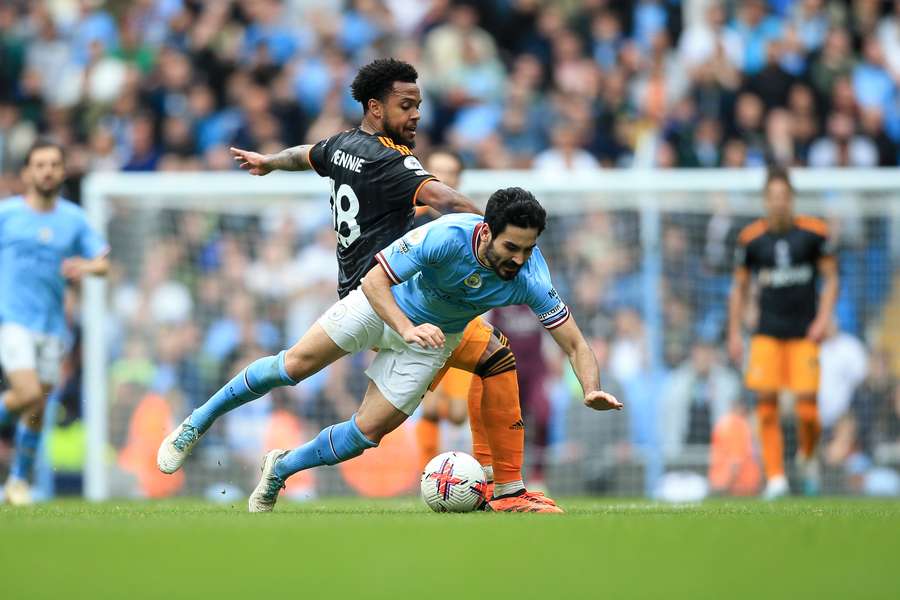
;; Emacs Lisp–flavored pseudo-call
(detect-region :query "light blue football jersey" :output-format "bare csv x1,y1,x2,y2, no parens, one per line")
374,213,569,334
0,196,108,337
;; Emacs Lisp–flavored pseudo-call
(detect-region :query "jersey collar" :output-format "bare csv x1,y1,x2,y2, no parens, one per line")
471,222,492,269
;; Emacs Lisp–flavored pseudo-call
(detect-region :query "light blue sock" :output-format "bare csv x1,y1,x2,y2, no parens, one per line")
0,392,13,427
274,414,377,480
10,422,41,481
190,351,298,433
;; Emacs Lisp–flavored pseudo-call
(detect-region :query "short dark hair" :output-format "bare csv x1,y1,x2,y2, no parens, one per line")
427,147,464,171
484,187,546,237
764,165,793,192
25,138,64,166
351,58,418,113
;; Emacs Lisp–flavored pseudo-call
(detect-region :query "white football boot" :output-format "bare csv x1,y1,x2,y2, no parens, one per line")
248,449,289,513
4,477,33,506
157,417,203,474
762,474,790,500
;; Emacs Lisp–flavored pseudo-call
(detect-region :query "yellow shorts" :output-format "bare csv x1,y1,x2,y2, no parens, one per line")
429,316,493,391
745,335,819,394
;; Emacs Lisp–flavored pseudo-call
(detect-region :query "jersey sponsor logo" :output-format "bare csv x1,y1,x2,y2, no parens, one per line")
463,273,482,289
758,264,814,287
548,287,559,300
537,302,565,322
331,149,365,173
396,239,410,254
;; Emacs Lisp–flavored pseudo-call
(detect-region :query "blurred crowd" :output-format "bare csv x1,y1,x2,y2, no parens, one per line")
2,0,900,200
1,0,899,499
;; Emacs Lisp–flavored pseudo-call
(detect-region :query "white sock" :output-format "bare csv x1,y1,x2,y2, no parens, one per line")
482,464,494,483
493,480,525,498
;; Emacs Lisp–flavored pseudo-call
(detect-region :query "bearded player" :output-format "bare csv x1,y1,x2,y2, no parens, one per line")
158,189,622,513
728,167,839,499
0,140,109,504
228,59,554,511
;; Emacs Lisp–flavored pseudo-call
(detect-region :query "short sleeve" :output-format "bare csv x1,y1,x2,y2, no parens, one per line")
77,217,109,259
817,227,836,259
734,220,764,271
374,222,447,284
378,153,437,207
523,252,570,330
307,137,332,177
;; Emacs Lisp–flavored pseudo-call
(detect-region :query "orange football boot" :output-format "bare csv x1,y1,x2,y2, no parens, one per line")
487,490,564,513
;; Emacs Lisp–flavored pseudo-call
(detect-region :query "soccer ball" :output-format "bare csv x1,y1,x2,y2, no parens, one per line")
420,451,488,513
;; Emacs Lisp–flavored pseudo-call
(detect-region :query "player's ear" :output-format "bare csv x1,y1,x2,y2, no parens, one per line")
368,98,382,119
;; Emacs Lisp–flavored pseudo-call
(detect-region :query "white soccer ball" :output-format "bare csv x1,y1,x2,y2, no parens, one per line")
420,451,488,513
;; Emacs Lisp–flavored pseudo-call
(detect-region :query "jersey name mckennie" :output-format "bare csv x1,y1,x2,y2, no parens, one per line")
374,214,570,334
0,196,108,336
308,128,437,298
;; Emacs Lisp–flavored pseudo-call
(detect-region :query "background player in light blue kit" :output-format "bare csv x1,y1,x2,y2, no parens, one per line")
0,140,109,505
158,187,621,512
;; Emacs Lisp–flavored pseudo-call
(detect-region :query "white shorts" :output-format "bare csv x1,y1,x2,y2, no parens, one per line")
0,323,64,385
318,289,463,415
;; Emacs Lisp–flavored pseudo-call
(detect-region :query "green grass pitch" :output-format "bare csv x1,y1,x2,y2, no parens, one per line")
2,498,898,599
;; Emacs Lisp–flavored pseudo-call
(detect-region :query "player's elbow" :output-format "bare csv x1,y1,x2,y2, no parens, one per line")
360,266,388,297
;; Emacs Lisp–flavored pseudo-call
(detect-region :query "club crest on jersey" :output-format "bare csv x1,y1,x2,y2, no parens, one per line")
406,227,426,245
38,227,53,243
464,273,482,289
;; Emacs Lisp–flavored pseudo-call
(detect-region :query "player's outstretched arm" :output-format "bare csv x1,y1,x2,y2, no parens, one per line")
230,144,314,175
547,317,622,411
727,266,749,364
416,180,483,216
360,266,446,349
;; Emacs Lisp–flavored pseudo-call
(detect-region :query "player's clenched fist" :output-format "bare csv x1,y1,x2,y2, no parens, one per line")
230,147,273,176
402,323,445,349
584,390,622,411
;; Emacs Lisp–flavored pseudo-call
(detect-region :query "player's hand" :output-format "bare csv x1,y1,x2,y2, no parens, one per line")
806,317,829,343
584,390,622,411
230,146,273,176
61,257,89,281
727,331,743,365
402,323,445,349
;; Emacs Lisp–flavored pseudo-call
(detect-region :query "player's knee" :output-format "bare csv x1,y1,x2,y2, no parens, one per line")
756,398,779,425
283,346,318,381
474,345,516,379
13,386,44,411
447,407,467,426
420,393,441,420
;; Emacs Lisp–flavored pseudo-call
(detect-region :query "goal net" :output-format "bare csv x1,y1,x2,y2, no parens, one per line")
79,169,900,501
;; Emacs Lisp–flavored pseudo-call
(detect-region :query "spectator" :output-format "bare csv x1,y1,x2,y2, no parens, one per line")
678,1,743,73
850,350,897,458
533,121,599,172
819,320,868,433
660,339,741,461
729,0,784,75
809,28,854,103
808,111,879,167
